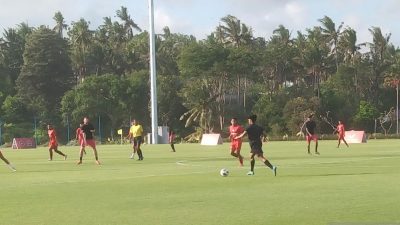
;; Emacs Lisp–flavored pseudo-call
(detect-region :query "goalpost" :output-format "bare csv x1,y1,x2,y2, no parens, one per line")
149,0,158,144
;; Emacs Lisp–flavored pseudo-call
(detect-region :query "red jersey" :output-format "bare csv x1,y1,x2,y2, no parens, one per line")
229,125,244,142
169,132,175,143
337,124,345,136
76,128,84,141
48,129,58,146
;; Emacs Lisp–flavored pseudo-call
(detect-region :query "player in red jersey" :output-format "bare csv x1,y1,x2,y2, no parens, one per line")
336,120,349,148
75,123,86,155
47,124,67,161
0,149,16,171
229,118,244,166
169,129,176,152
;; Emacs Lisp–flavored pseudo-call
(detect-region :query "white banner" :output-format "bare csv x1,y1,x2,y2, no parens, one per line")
201,134,223,145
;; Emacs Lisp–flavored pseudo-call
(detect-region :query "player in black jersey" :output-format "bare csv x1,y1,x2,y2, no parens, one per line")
236,115,277,176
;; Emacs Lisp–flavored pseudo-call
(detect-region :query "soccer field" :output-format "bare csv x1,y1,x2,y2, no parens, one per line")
0,140,399,225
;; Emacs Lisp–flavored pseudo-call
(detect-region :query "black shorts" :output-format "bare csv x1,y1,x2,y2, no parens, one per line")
249,142,263,155
133,136,143,147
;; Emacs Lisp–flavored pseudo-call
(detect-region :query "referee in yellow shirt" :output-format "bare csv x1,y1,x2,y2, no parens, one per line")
128,119,144,160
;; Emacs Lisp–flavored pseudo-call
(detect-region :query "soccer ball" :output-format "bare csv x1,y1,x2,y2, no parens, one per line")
220,168,229,177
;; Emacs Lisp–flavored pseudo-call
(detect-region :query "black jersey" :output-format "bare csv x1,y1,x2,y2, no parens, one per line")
82,123,95,140
246,124,264,144
305,120,316,135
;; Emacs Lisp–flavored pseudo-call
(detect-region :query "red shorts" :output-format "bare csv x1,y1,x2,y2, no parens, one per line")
78,139,85,147
230,140,242,152
306,134,318,143
86,139,96,149
49,141,58,149
338,134,345,139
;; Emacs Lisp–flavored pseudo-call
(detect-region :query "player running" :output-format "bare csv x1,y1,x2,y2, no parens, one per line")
336,120,349,148
0,149,16,171
236,115,277,176
169,129,176,152
305,114,320,155
47,124,67,161
78,117,100,165
75,123,86,155
229,118,244,166
128,119,144,160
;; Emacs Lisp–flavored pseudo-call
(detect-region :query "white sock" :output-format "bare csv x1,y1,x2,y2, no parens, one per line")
7,163,16,171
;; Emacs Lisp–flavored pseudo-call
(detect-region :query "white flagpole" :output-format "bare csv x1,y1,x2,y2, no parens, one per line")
149,0,158,144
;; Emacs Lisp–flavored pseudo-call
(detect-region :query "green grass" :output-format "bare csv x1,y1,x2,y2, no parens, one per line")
1,140,399,225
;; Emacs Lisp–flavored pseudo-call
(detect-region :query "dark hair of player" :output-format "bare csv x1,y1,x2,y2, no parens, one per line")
248,115,257,123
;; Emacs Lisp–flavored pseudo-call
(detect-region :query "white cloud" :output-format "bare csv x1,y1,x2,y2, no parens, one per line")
343,15,361,28
209,0,309,39
0,0,146,31
342,14,370,45
153,8,195,36
285,2,302,15
154,8,173,31
378,0,400,18
284,1,307,25
1,0,400,47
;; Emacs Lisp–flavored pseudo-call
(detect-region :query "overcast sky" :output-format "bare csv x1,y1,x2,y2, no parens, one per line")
1,0,400,46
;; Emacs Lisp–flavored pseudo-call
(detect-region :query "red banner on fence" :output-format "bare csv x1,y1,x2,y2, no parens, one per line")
343,130,367,143
12,138,37,149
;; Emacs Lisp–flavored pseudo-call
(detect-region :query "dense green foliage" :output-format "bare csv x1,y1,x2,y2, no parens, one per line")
1,8,400,144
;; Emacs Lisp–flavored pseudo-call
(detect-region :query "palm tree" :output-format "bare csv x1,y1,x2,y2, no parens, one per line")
68,18,93,83
303,26,331,97
338,27,364,92
215,15,254,110
53,11,68,38
367,27,394,103
102,17,114,34
214,25,225,44
272,25,291,45
339,28,362,66
16,22,33,39
179,78,220,133
1,24,33,86
292,31,308,85
116,6,141,39
318,15,343,72
268,25,296,89
384,49,400,134
217,15,253,47
368,27,392,63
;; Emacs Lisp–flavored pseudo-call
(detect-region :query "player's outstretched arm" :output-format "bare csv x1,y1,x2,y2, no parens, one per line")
262,131,268,142
305,128,311,136
235,131,247,139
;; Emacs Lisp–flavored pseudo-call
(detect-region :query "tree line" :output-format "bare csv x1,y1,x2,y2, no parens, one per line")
1,7,399,144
